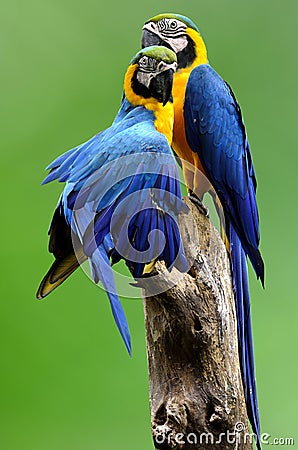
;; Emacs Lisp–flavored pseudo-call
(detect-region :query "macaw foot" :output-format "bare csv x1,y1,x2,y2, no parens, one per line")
188,191,209,217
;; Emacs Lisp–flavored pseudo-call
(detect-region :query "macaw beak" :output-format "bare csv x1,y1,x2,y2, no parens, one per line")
142,27,163,48
150,68,175,106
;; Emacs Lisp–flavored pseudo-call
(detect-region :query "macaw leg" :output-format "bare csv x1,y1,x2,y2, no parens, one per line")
188,168,211,216
208,188,230,250
181,159,195,193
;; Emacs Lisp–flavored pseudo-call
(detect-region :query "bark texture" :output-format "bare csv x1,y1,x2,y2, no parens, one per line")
142,198,253,450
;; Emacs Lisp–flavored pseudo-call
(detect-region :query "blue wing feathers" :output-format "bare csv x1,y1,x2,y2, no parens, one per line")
184,64,264,283
41,97,187,355
45,145,80,171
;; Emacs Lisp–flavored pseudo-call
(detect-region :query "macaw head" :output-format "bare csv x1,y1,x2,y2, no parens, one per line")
124,45,177,107
142,13,208,70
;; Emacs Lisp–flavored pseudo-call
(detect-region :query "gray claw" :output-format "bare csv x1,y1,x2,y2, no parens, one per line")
188,192,209,217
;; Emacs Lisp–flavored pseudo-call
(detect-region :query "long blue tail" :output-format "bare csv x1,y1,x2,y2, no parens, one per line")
230,225,261,449
89,245,132,356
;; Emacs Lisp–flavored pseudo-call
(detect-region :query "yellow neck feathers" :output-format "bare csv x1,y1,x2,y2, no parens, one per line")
186,27,208,71
173,28,208,118
171,28,208,172
123,64,174,145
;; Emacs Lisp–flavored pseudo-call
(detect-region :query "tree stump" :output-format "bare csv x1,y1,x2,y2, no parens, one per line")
142,197,253,450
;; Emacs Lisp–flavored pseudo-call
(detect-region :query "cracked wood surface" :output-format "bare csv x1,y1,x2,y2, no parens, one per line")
142,198,253,450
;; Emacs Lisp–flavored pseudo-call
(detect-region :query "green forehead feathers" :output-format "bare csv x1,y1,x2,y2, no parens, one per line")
146,13,200,33
131,46,177,65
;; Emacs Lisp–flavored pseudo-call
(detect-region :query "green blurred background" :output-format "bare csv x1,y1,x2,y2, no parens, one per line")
1,0,297,448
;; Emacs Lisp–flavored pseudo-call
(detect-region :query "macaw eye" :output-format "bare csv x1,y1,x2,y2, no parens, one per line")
169,20,178,30
139,56,148,67
139,56,157,72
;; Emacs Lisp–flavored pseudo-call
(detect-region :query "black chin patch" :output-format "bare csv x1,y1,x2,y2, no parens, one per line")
131,70,174,105
177,37,196,69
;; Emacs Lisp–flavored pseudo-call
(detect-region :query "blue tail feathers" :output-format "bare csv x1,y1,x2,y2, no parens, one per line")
230,225,261,449
90,245,132,356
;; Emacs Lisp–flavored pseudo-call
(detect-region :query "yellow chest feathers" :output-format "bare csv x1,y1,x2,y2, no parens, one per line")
124,64,174,145
149,101,174,145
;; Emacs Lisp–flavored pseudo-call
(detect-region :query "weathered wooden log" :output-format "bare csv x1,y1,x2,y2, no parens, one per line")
142,197,253,450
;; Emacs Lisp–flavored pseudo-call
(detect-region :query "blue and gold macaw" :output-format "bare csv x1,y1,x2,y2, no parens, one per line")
142,14,264,448
36,46,188,356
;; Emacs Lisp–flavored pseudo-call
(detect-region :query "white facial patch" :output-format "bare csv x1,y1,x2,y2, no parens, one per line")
136,71,152,89
166,35,188,53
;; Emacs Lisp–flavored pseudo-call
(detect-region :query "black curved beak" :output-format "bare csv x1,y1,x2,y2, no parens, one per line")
150,68,174,106
142,28,163,48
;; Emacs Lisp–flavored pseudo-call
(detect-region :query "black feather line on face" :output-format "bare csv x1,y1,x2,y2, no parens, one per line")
176,36,196,69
